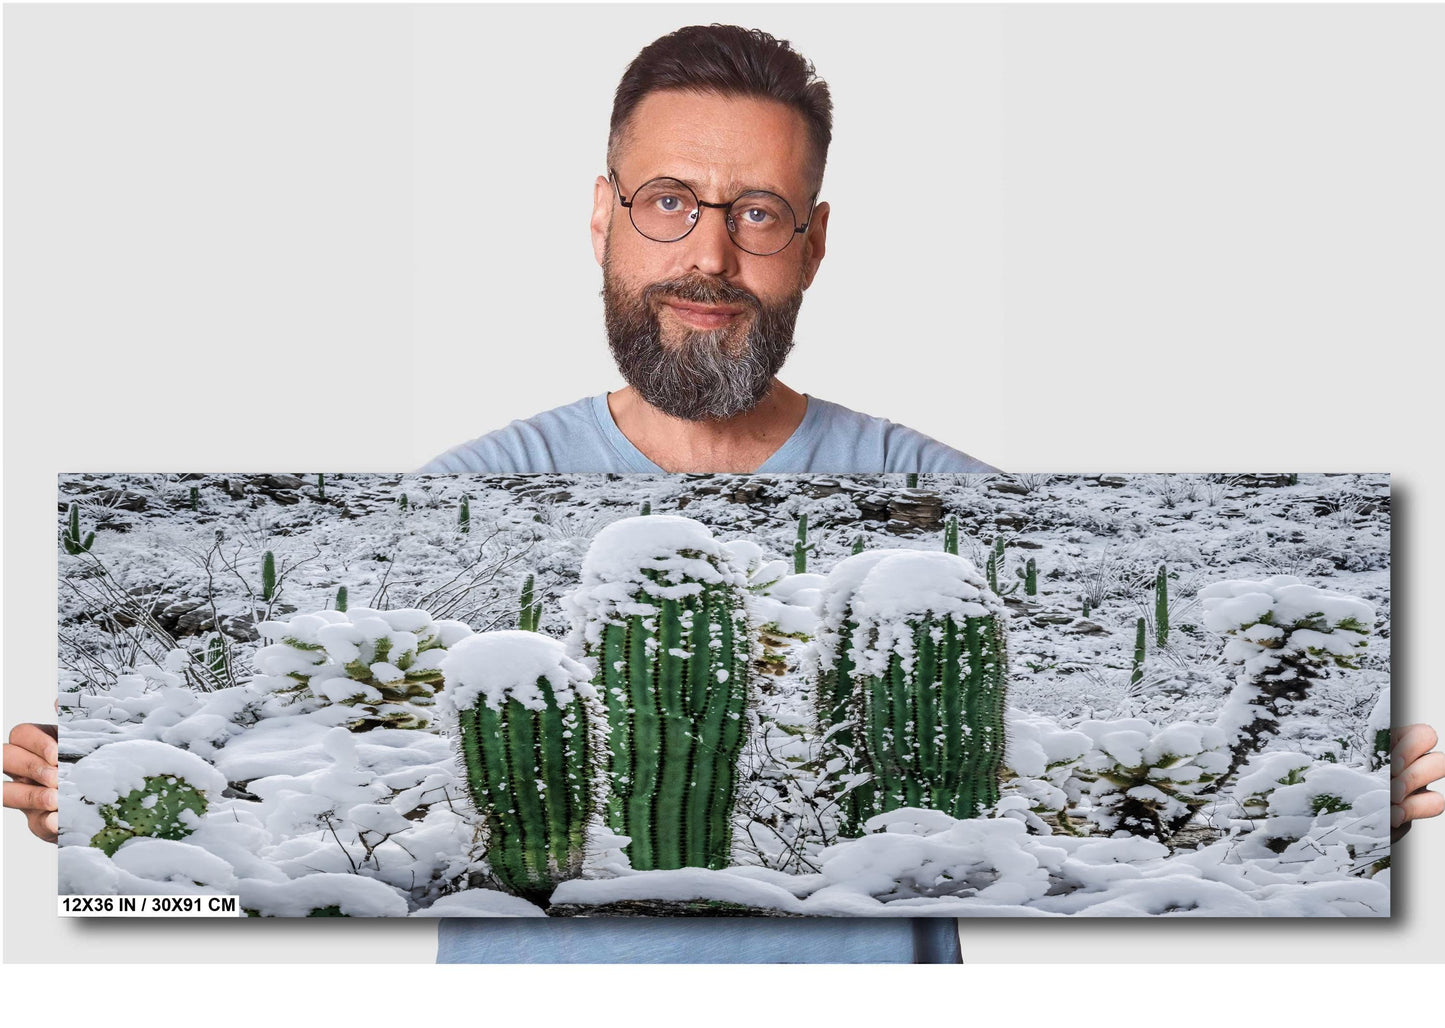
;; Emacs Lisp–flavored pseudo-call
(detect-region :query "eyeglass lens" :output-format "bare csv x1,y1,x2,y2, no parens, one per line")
628,178,798,255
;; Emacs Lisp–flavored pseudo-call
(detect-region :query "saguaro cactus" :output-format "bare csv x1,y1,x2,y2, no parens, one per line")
1131,617,1147,685
1155,565,1170,645
794,513,815,574
317,473,326,502
943,515,959,555
440,631,603,905
262,551,277,602
809,550,1010,835
563,515,753,871
334,585,348,613
459,494,470,534
518,574,542,632
61,503,95,555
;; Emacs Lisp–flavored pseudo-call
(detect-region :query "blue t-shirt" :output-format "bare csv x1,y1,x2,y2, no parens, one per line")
421,391,998,962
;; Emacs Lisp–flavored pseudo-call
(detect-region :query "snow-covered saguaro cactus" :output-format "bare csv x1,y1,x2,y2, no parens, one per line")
562,515,754,871
811,550,1009,835
438,631,603,905
254,607,474,731
1201,575,1374,791
69,740,227,856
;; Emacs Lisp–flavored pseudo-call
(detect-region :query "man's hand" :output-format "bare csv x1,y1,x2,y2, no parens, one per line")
1391,723,1444,844
3,723,59,843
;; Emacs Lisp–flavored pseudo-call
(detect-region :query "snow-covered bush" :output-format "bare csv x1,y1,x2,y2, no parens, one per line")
1070,719,1230,841
438,630,603,904
1201,575,1374,789
562,514,754,871
806,549,1009,835
1232,756,1388,871
253,607,474,731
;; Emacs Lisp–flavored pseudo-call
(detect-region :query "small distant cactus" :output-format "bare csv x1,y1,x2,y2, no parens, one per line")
943,515,958,555
317,473,326,502
1131,617,1147,685
1082,596,1092,619
851,535,865,555
335,586,348,613
262,551,277,602
793,513,815,574
459,494,470,534
640,500,651,516
61,503,95,555
994,537,1006,559
986,551,1018,597
1155,565,1170,645
906,473,919,489
1020,557,1037,596
189,486,200,511
206,635,227,675
518,574,542,632
398,493,408,511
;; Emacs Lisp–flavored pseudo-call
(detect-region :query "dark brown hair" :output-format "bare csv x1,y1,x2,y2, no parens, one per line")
607,24,833,192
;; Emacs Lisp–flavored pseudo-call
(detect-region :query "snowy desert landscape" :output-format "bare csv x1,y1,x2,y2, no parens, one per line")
55,471,1391,917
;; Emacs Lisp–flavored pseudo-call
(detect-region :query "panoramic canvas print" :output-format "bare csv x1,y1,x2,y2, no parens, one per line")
55,472,1391,917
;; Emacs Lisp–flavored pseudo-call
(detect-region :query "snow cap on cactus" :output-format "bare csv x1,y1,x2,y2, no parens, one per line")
69,739,227,808
801,548,899,677
1199,575,1374,675
845,551,1005,678
438,630,597,716
560,514,749,650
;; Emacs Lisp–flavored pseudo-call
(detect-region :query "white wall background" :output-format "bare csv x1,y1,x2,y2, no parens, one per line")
5,3,1442,965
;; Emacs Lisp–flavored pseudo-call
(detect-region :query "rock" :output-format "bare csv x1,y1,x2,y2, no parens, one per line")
1062,620,1109,636
988,481,1032,496
1030,612,1074,626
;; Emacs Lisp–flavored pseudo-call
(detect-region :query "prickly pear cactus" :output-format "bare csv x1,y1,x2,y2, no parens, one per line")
563,515,754,871
254,607,474,730
68,739,227,857
809,550,1010,835
439,630,603,905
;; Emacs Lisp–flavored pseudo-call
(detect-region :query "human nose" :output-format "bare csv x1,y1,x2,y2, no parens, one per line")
678,204,740,278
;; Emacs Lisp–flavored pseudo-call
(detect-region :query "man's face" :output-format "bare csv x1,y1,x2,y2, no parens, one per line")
591,89,830,421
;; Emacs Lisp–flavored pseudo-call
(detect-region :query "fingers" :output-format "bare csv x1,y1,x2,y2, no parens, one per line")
1390,724,1439,774
1392,750,1445,804
5,722,59,769
3,741,60,791
3,780,58,815
1391,787,1445,828
25,807,59,844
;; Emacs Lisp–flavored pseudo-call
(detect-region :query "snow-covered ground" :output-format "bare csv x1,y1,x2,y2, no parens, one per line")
55,472,1390,916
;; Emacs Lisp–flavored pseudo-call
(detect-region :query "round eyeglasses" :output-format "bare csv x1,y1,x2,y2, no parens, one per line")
609,169,818,257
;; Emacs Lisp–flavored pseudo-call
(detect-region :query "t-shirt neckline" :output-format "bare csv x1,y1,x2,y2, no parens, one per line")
590,391,820,473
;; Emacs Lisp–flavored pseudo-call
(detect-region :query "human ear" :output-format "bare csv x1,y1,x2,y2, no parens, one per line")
800,200,829,290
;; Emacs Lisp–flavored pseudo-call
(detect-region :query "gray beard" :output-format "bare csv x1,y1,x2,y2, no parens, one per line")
602,258,804,422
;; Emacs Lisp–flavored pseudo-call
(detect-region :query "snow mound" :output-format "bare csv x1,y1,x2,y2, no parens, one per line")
437,630,596,715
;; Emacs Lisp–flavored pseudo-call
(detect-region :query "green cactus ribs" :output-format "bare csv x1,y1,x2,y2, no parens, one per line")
814,550,1009,835
441,630,601,905
570,515,753,872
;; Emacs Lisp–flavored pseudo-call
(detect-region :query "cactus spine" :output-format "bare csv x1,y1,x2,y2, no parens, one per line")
1155,565,1170,645
1132,617,1147,685
443,632,601,905
567,516,753,871
459,494,470,534
262,551,277,602
943,515,958,555
62,503,95,555
794,513,815,574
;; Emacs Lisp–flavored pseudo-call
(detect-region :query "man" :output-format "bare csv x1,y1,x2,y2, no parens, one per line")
8,24,1443,964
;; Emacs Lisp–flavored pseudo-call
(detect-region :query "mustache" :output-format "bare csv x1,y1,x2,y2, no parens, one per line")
642,275,763,314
